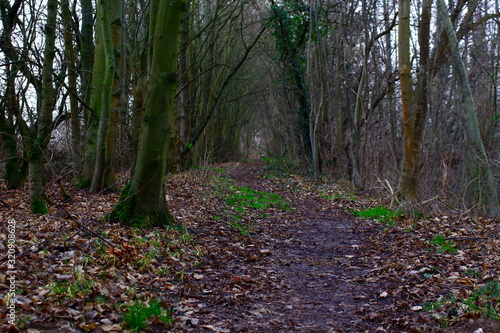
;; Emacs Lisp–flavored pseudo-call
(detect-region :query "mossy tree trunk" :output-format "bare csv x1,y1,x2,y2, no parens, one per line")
0,2,30,190
129,0,149,168
104,0,124,191
178,0,191,148
399,0,432,201
62,0,83,181
110,0,186,227
29,0,57,214
80,0,94,120
80,1,105,188
0,65,29,189
437,0,500,216
269,0,312,162
90,0,117,193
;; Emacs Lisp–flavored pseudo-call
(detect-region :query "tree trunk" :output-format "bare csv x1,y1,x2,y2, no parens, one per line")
307,0,327,183
399,0,431,200
179,0,191,147
91,0,116,193
80,1,105,188
437,0,500,216
0,65,28,189
80,0,94,117
105,0,124,190
62,0,83,181
111,0,186,227
29,0,57,214
0,2,30,189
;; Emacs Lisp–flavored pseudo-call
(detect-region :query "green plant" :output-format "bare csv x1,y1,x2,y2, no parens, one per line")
430,234,458,254
230,219,252,236
16,315,32,327
463,281,500,319
354,206,401,225
423,281,500,327
126,286,138,296
97,295,108,303
179,232,196,243
49,279,95,298
80,254,95,266
123,299,174,332
131,236,148,245
465,269,480,278
423,293,457,312
175,270,185,281
226,186,290,211
133,250,158,272
156,267,170,277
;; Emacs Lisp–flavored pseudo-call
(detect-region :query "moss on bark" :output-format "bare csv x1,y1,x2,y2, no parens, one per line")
76,176,91,189
109,182,177,228
31,198,48,215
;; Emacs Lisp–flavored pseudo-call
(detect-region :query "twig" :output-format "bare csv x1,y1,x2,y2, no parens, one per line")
65,217,115,247
421,195,439,205
59,205,115,247
447,237,488,241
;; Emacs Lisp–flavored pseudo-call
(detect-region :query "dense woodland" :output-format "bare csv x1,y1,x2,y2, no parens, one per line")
1,0,500,219
1,1,500,331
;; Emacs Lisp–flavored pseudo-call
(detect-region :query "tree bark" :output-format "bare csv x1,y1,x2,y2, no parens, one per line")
80,0,94,107
178,0,191,147
91,0,116,192
437,0,500,216
29,0,57,213
399,0,431,200
62,0,83,180
111,0,186,227
80,1,105,188
0,1,30,189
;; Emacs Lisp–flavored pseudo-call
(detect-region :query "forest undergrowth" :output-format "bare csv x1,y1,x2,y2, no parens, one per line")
0,160,499,332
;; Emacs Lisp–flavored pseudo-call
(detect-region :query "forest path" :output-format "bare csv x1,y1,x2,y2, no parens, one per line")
179,162,389,332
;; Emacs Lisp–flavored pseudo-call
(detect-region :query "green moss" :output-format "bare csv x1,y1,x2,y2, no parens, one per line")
430,234,458,254
124,299,174,331
31,198,48,214
109,183,178,229
28,144,43,162
354,206,402,226
225,186,290,211
76,176,91,189
127,210,176,229
109,182,135,222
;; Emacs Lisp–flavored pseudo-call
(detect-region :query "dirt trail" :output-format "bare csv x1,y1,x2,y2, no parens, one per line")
181,163,389,332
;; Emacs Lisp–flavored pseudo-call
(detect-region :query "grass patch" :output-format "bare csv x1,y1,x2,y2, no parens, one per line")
354,206,401,226
226,186,290,212
209,173,290,236
230,218,252,236
430,234,458,254
49,279,95,298
123,299,174,331
423,281,500,327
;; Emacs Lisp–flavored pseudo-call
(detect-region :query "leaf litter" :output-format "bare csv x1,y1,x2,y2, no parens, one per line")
0,161,499,332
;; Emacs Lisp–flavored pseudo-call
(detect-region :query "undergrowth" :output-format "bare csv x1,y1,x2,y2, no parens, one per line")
354,206,402,226
424,281,500,327
123,299,174,331
210,170,290,235
430,234,458,254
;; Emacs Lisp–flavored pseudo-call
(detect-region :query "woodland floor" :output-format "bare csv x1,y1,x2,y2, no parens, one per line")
1,161,500,332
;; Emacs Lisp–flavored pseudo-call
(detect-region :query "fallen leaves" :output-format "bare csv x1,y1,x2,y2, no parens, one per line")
0,162,499,332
